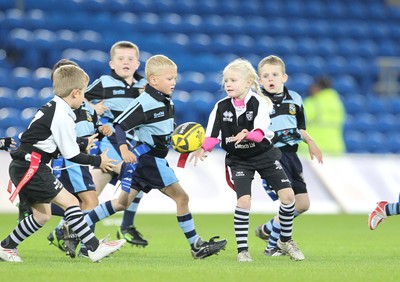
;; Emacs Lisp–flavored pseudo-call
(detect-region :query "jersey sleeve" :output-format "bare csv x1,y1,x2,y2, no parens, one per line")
84,78,103,101
113,100,146,132
205,103,222,138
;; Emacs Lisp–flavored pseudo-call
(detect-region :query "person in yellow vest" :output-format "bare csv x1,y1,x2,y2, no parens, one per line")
299,76,346,155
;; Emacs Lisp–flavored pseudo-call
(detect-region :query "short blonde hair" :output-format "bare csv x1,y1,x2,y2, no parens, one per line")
110,41,139,59
258,55,286,74
145,54,177,80
52,65,89,98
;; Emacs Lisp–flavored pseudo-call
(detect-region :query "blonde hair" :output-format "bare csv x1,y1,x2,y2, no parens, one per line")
145,54,177,80
223,58,273,110
110,41,139,59
52,65,89,98
258,55,286,75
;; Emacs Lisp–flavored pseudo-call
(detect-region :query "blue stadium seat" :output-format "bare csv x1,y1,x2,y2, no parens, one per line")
337,38,359,58
180,15,202,35
179,72,205,92
242,16,267,36
254,36,277,55
159,13,182,33
15,87,41,109
56,29,79,51
188,34,211,54
316,38,338,57
0,108,21,128
274,36,296,56
285,55,306,75
231,35,254,55
20,108,37,128
5,126,26,139
366,132,387,153
26,9,47,30
0,87,14,108
387,133,400,153
333,75,358,97
365,97,389,116
303,56,327,76
12,67,33,89
32,68,53,90
358,39,379,59
296,38,317,57
375,113,397,133
344,131,368,153
326,56,346,76
77,30,102,51
211,34,233,54
351,113,377,132
3,9,26,30
344,95,366,115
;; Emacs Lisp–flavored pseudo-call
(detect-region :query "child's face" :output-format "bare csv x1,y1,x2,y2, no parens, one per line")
258,63,288,94
71,87,86,109
109,47,140,80
223,69,252,99
150,67,177,95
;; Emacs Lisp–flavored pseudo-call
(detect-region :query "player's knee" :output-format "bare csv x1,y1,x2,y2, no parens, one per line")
278,188,295,204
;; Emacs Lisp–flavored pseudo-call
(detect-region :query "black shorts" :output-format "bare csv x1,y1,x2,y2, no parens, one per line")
9,159,63,205
226,147,291,198
280,151,307,195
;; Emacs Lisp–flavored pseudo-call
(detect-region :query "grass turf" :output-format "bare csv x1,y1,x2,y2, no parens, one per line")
0,213,398,282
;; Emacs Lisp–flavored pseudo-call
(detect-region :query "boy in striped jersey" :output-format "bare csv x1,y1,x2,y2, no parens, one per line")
255,55,323,258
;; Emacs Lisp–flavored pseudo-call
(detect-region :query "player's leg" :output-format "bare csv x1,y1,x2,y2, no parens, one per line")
161,181,227,259
96,137,147,246
369,200,400,230
232,177,253,262
52,188,126,261
0,202,50,262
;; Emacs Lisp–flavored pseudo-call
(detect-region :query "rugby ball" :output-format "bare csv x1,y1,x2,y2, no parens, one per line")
171,122,205,153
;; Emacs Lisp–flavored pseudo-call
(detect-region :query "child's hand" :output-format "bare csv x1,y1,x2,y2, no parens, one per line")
99,148,117,172
189,147,206,166
93,100,110,115
232,129,248,145
85,133,99,153
308,140,323,164
98,125,113,137
120,146,137,163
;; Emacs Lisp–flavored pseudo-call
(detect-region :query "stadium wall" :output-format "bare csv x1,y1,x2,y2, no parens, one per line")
1,150,399,214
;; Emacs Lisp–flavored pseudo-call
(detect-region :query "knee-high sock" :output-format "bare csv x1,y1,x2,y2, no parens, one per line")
84,201,116,227
234,207,250,253
177,213,199,250
1,214,42,249
279,202,295,242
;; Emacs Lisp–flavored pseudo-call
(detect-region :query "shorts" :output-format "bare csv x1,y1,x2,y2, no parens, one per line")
130,154,178,193
226,147,291,198
9,159,63,205
53,158,96,195
280,151,307,195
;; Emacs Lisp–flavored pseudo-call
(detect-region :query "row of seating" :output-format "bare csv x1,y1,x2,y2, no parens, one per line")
13,0,400,21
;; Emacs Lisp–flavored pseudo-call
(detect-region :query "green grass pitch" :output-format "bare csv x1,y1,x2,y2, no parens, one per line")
0,213,398,282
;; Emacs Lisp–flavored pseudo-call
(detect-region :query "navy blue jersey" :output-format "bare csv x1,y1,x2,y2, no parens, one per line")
263,87,305,149
114,84,174,158
74,102,99,138
85,70,147,123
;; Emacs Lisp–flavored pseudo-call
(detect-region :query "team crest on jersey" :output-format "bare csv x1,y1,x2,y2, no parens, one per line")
86,111,93,122
246,111,253,121
289,103,296,115
223,111,233,122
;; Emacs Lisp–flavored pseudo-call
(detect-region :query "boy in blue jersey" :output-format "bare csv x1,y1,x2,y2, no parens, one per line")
84,41,148,246
70,55,227,259
255,55,323,256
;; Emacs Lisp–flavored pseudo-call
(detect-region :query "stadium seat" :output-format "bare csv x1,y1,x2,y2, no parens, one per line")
32,68,53,89
0,87,14,108
344,95,366,115
242,16,268,36
0,108,21,128
15,87,41,109
344,131,368,153
333,75,358,97
366,132,388,153
180,15,202,35
296,38,317,57
188,34,211,54
375,113,397,133
5,126,26,139
351,113,377,132
12,67,33,89
26,9,47,30
179,71,205,93
387,133,400,153
20,108,37,128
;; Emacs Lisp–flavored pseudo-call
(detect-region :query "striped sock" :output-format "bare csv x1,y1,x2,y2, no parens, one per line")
177,213,199,249
267,219,280,249
1,214,42,249
64,206,96,246
84,200,116,227
386,202,400,216
234,207,250,253
279,202,295,242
